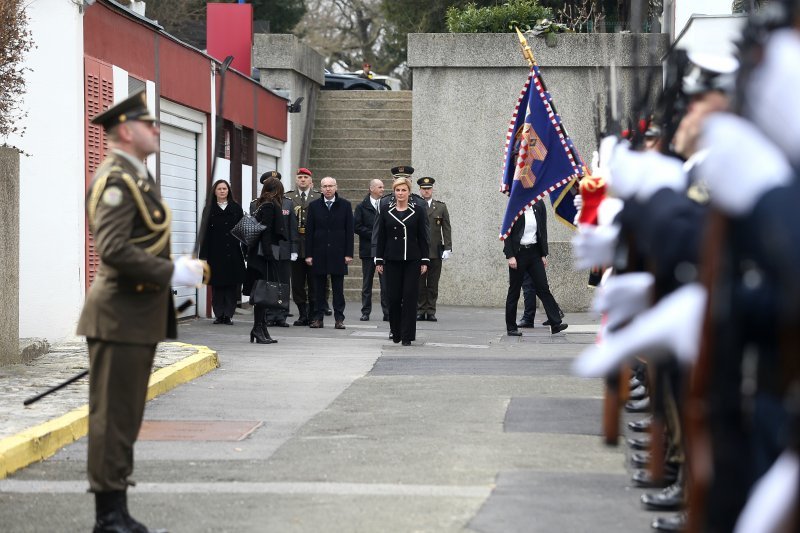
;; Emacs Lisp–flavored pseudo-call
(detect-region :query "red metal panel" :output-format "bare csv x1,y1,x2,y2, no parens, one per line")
84,57,114,289
83,3,156,82
257,90,288,141
206,3,253,76
159,38,212,113
220,72,256,130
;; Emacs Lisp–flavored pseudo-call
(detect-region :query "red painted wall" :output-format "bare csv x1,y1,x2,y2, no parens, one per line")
160,39,212,113
206,3,253,76
258,89,288,141
84,3,155,82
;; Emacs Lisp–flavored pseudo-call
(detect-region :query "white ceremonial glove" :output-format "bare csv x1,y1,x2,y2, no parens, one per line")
598,135,618,172
171,256,205,287
592,272,654,331
572,283,707,378
571,223,620,270
590,151,601,176
596,197,624,227
608,144,685,201
699,113,793,216
572,194,583,225
735,451,800,533
291,252,298,262
441,250,452,261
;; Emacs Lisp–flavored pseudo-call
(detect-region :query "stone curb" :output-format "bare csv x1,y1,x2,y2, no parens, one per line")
0,343,219,479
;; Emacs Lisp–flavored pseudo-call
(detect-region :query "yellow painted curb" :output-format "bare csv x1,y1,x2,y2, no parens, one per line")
0,343,219,479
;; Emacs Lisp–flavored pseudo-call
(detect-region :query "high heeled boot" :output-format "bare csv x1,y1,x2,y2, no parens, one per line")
250,305,276,344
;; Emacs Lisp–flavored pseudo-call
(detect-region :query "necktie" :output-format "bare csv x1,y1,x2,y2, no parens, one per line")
301,192,306,202
326,201,333,210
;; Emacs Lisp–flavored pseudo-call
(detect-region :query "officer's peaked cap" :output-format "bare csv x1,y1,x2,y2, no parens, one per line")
391,165,414,177
90,89,156,130
417,176,435,188
260,170,281,184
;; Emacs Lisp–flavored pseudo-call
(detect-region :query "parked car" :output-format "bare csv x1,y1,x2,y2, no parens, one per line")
323,70,390,90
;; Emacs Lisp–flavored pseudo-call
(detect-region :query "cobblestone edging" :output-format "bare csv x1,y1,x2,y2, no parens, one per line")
0,340,218,478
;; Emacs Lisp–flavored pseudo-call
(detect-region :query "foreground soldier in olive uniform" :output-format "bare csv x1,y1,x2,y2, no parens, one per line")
285,168,319,325
77,90,204,533
416,176,452,322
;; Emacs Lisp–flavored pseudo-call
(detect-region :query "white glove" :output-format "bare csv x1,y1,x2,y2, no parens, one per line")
699,113,792,216
572,283,706,378
291,252,298,262
572,194,583,225
735,451,800,533
571,223,620,270
608,144,685,201
171,256,205,287
441,250,452,260
592,272,654,331
598,135,618,173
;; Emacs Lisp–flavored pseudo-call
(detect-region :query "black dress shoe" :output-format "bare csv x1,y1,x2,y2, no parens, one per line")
426,314,437,322
507,330,523,336
402,340,411,346
627,436,651,450
550,323,568,334
213,317,224,324
625,397,651,413
335,321,346,329
224,316,233,325
324,309,333,316
517,321,534,328
542,319,553,326
383,315,389,321
360,314,369,321
631,468,679,488
293,317,309,326
641,482,685,511
309,320,324,328
629,384,648,400
627,415,652,433
416,313,426,321
651,512,687,532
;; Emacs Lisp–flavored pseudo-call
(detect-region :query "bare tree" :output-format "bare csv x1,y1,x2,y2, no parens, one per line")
0,0,34,144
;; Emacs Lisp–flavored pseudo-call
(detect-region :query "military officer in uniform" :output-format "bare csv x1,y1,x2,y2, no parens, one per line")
285,168,319,325
77,90,204,532
416,177,451,322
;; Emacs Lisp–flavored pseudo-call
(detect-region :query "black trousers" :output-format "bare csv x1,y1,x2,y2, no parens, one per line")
361,258,388,317
313,274,345,322
385,260,421,343
418,258,442,314
291,260,315,317
520,273,537,322
87,339,155,492
211,284,239,319
505,244,561,331
266,260,292,322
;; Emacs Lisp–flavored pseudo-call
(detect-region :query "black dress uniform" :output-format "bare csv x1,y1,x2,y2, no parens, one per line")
416,177,452,321
375,196,430,344
76,90,173,533
285,177,319,325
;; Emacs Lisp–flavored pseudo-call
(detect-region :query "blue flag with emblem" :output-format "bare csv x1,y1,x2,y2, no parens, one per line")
500,66,584,239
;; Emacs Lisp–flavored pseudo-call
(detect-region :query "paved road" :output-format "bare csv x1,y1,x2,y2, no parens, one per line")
0,306,665,532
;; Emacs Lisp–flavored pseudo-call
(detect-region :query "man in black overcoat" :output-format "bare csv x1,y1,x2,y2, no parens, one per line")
305,177,354,329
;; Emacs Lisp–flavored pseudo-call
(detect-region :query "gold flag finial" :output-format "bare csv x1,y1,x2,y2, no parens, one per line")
515,27,536,67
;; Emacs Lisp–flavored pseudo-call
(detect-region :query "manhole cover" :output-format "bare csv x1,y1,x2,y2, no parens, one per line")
138,420,262,441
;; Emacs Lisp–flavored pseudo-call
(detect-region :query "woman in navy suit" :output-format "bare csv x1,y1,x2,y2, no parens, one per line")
375,178,430,345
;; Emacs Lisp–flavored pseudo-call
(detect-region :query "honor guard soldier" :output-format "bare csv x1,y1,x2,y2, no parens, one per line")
285,168,319,325
416,177,452,321
77,89,204,533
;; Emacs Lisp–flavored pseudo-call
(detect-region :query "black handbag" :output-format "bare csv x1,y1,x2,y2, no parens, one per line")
250,262,289,311
230,214,266,247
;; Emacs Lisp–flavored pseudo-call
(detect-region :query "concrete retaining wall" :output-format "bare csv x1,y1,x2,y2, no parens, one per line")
0,147,20,365
408,33,668,310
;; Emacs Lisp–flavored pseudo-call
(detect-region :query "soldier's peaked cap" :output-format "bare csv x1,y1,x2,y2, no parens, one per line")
90,89,156,130
391,165,414,177
417,176,435,188
260,170,281,184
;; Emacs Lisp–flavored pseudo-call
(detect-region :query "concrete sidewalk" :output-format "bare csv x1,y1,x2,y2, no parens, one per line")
0,306,665,532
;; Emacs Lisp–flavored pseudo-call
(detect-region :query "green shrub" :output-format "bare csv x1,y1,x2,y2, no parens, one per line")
445,0,553,34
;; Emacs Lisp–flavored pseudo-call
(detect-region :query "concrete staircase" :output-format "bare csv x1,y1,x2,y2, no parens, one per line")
309,90,412,305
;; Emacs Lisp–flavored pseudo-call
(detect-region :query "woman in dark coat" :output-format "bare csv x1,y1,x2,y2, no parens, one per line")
199,179,246,324
374,177,430,345
243,176,287,344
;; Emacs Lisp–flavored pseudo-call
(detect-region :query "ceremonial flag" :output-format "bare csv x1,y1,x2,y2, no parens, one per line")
500,65,584,239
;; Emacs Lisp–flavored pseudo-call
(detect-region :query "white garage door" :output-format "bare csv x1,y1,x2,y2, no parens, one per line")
160,122,198,318
256,152,278,200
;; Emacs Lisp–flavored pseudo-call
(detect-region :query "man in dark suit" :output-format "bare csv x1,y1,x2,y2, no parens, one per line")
305,176,354,329
503,200,567,336
354,178,389,321
78,90,203,532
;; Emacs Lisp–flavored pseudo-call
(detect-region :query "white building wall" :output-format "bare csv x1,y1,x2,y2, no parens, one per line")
674,0,732,38
8,1,86,340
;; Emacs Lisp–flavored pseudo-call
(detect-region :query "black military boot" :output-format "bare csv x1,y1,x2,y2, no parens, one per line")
120,491,169,533
93,491,132,532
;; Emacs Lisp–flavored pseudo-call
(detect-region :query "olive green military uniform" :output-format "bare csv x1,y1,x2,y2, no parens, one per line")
286,188,320,322
77,150,176,492
418,198,452,317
